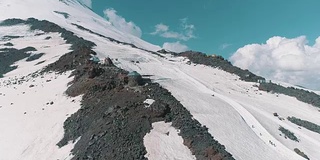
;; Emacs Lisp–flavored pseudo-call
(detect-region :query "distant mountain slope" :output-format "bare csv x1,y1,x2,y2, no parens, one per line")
0,0,160,51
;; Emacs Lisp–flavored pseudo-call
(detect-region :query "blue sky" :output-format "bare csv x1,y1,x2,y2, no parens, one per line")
82,0,320,89
90,0,320,57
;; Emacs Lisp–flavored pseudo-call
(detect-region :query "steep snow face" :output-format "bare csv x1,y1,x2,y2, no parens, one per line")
0,71,81,160
0,0,160,51
144,122,196,160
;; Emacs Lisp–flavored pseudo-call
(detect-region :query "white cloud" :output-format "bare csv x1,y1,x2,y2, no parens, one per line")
230,36,320,90
151,23,169,35
163,41,189,53
103,8,142,38
151,18,195,41
220,43,232,50
78,0,92,8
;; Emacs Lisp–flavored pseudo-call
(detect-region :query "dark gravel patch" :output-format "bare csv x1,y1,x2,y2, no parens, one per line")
48,48,234,159
26,53,45,62
0,18,95,76
1,17,234,160
279,126,299,142
3,42,14,46
35,60,46,65
288,116,320,135
1,35,23,41
0,47,37,77
53,11,70,18
70,23,164,58
259,83,320,108
179,51,265,82
294,148,310,160
146,83,234,160
0,18,95,50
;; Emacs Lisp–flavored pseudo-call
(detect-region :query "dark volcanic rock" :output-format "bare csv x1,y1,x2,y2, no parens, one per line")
3,42,14,46
1,17,235,160
53,11,70,18
145,84,234,160
0,47,37,77
259,83,320,108
1,35,23,41
45,48,234,159
26,53,45,62
70,23,164,58
0,18,95,50
179,51,264,82
102,57,114,66
88,67,104,79
35,60,46,65
294,148,310,160
279,126,299,142
44,47,95,73
287,116,320,135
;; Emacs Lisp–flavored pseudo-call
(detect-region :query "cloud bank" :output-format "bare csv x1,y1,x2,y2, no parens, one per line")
151,18,195,41
104,8,142,38
151,18,195,52
230,36,320,90
163,41,189,53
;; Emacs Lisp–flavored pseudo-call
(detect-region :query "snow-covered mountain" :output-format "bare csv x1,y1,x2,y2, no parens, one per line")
0,0,319,160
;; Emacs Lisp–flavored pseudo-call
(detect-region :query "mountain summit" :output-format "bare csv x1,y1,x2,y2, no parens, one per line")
0,0,319,160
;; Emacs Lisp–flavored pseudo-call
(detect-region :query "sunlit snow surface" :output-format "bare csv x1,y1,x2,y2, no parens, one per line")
0,71,81,160
144,122,196,160
92,40,320,159
0,25,79,159
0,0,319,160
0,0,160,52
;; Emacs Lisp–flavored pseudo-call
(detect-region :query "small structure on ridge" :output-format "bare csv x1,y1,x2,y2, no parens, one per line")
128,71,143,87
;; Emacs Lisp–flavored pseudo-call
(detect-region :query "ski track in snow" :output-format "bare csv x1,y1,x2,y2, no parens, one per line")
174,69,302,159
91,38,318,159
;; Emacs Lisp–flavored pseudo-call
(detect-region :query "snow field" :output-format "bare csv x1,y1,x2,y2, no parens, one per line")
0,25,72,77
0,0,160,52
0,71,81,160
90,38,313,159
144,121,196,160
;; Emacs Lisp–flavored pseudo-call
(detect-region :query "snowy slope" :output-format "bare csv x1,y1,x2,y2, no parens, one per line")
0,25,72,76
91,40,312,159
0,24,79,159
0,0,319,160
89,34,319,159
0,71,81,160
0,0,160,51
144,122,196,160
